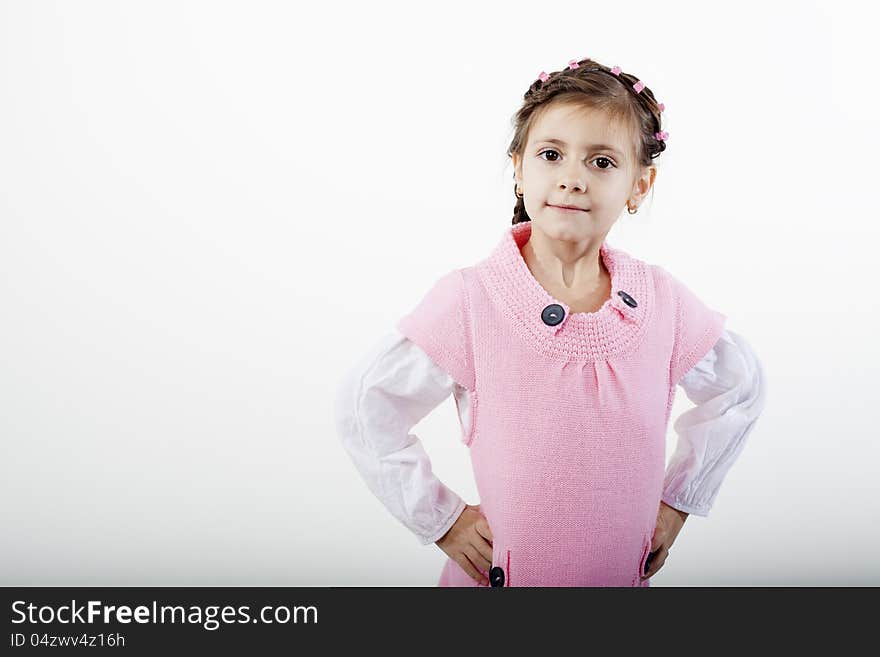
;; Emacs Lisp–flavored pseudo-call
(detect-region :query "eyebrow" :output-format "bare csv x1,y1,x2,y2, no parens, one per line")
534,138,624,157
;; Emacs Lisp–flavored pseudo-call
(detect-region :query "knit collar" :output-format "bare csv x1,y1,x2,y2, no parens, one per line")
476,220,654,361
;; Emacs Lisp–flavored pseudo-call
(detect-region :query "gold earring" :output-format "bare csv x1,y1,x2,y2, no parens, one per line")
515,184,523,199
627,204,638,214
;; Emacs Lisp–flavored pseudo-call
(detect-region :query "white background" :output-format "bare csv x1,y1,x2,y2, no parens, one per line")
1,0,877,586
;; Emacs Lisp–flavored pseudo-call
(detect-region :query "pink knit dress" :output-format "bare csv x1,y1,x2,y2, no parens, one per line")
396,221,727,587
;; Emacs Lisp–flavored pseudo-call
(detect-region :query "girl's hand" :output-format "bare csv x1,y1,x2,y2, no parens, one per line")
435,504,494,585
640,501,688,581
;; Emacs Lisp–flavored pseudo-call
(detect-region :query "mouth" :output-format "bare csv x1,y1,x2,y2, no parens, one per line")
548,203,589,213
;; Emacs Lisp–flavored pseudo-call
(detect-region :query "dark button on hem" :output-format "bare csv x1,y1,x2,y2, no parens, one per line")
617,290,638,308
541,303,565,326
489,566,505,587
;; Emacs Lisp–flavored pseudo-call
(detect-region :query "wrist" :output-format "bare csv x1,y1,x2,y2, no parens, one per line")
661,500,688,523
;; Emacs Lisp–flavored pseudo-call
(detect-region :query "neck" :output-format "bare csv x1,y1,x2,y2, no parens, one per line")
522,224,609,291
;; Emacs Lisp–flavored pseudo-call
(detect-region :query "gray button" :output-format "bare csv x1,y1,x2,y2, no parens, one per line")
541,303,565,326
617,290,638,308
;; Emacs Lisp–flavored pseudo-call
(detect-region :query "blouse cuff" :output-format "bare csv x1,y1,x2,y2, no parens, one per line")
420,498,468,545
661,493,711,517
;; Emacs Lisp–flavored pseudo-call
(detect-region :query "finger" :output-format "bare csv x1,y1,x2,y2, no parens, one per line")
642,546,668,580
457,553,488,585
475,535,494,566
474,517,493,544
464,543,492,574
655,547,669,572
641,550,655,580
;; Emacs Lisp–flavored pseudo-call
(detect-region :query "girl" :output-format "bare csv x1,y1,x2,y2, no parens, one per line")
334,57,767,587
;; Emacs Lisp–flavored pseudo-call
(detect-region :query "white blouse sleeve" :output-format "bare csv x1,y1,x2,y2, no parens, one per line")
661,328,768,517
334,330,468,546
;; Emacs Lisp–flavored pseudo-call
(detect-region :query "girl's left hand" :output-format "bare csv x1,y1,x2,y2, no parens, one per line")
640,501,688,581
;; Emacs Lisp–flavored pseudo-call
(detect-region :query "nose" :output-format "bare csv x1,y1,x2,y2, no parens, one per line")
558,165,586,193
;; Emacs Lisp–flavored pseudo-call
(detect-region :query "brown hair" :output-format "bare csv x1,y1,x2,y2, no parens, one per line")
508,58,667,224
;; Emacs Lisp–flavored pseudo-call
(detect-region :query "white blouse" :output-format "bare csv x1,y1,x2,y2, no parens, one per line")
334,327,767,546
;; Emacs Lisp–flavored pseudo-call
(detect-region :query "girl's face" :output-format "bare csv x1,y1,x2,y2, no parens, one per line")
512,102,655,244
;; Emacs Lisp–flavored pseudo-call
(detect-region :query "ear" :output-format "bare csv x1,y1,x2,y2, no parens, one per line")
630,165,657,205
512,152,522,184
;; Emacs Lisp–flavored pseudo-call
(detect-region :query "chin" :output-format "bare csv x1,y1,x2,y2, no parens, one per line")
542,218,587,238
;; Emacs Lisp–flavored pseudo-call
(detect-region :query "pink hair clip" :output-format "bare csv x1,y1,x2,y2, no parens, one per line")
655,131,669,141
610,66,621,76
537,71,550,82
567,59,580,69
633,81,645,94
658,102,665,112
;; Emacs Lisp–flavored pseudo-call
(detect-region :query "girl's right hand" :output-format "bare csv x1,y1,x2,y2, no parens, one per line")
434,504,494,585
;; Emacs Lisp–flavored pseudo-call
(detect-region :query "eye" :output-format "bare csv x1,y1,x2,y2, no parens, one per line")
537,149,617,169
